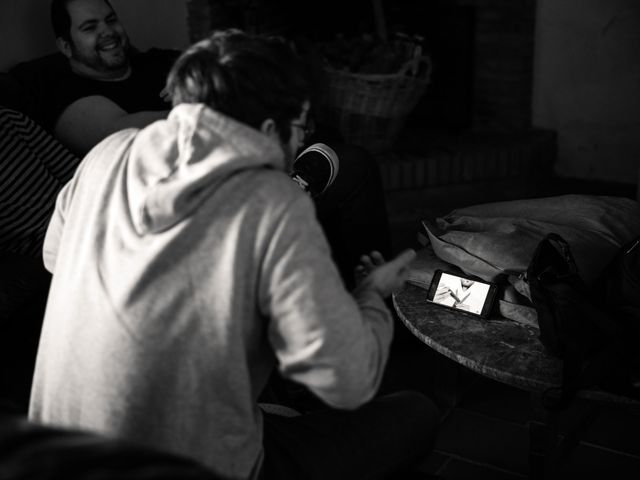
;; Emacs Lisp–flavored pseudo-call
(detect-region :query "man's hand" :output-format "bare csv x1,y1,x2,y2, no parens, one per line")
159,86,172,104
434,285,453,303
354,249,416,299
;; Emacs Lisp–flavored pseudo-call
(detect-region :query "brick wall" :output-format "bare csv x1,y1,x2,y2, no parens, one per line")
378,129,555,193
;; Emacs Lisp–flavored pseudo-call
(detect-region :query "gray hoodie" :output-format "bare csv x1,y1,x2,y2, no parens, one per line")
29,104,393,479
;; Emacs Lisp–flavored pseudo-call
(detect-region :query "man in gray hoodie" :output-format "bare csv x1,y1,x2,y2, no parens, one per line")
29,29,438,479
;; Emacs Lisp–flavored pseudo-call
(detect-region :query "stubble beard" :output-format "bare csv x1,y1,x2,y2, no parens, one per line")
71,35,131,76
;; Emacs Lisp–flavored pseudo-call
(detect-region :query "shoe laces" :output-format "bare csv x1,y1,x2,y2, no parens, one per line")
290,174,310,193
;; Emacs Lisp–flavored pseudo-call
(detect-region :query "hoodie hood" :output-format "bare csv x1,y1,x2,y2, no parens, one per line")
126,103,285,234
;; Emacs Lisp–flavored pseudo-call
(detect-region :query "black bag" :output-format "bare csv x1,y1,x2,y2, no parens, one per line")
596,236,640,392
527,233,640,409
598,237,640,324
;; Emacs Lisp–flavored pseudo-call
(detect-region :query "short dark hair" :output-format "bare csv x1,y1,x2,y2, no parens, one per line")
166,29,313,143
50,0,115,42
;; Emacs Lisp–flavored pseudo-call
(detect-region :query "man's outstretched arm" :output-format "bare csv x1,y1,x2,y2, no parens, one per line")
54,95,168,156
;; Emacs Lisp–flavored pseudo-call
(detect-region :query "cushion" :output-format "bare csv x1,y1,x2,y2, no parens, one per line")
7,53,69,127
423,194,640,286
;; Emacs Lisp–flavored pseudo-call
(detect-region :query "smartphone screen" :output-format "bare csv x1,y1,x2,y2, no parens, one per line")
427,270,497,317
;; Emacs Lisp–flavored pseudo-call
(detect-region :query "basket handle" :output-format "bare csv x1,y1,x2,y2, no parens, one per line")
399,55,432,81
371,0,388,42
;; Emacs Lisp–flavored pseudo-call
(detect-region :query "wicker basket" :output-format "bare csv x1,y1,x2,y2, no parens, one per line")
320,57,431,153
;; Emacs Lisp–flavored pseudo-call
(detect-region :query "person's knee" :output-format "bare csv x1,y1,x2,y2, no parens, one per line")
315,140,386,210
326,141,378,181
385,390,440,446
393,390,439,419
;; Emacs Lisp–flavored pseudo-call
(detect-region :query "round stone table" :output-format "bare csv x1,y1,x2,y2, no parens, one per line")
393,282,561,393
393,282,640,405
393,281,640,479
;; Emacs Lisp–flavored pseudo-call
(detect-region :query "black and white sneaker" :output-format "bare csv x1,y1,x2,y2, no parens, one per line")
290,143,339,198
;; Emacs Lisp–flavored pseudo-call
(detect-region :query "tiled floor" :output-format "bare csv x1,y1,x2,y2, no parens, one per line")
417,372,640,479
384,326,640,479
382,164,640,479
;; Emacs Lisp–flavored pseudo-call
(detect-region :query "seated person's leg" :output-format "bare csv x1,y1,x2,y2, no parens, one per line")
300,128,392,290
0,253,51,414
262,390,439,480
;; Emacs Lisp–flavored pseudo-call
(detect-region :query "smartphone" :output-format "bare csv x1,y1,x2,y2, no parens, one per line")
426,270,498,318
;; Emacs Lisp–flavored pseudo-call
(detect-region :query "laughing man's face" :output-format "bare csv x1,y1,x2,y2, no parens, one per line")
61,0,131,80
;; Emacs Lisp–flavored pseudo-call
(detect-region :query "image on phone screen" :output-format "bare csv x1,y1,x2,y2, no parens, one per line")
428,271,494,316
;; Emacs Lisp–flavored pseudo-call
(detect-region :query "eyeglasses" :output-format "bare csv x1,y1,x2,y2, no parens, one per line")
290,120,315,141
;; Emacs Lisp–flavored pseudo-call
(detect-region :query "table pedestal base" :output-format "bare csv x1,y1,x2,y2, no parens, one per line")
528,392,599,479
